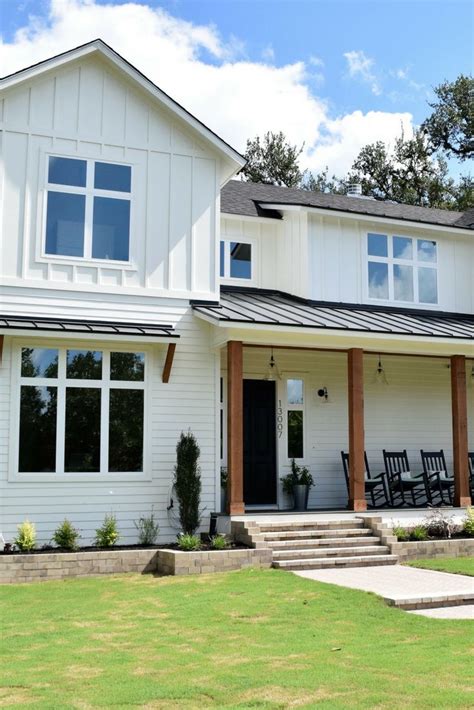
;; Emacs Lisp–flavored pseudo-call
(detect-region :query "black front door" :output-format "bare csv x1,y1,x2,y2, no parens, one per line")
243,379,277,505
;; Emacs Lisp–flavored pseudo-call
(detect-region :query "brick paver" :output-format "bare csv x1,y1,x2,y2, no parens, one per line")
295,564,474,610
408,604,474,619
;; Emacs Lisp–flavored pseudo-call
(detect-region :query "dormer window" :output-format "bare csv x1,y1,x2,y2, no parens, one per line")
45,156,131,262
220,240,252,280
367,233,438,305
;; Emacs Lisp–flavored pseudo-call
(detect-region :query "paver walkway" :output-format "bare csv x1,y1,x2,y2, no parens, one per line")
295,564,474,619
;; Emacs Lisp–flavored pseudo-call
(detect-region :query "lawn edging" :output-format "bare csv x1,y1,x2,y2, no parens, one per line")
0,547,272,584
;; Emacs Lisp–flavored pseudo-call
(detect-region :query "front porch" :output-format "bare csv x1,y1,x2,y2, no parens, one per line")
221,342,472,515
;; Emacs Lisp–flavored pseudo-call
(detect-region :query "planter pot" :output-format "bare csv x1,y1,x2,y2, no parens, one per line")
293,484,310,511
220,487,227,513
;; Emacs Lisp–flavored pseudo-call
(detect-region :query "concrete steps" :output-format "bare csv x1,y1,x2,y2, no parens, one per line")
231,517,398,570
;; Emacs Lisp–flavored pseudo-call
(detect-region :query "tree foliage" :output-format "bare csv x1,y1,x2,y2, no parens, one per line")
241,131,304,187
422,74,474,160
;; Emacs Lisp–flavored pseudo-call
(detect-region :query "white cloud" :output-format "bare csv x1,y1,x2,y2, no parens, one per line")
344,49,381,95
0,0,414,177
261,44,275,62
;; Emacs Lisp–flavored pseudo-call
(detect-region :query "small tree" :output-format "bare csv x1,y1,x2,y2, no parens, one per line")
241,131,304,187
174,432,201,535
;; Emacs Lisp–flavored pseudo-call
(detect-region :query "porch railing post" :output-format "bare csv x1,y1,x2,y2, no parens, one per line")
348,348,367,511
450,354,471,506
227,340,245,515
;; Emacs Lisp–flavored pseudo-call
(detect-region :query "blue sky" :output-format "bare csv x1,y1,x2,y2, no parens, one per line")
1,0,472,175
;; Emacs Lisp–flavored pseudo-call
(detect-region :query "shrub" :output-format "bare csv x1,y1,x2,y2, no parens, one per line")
134,511,160,545
210,534,229,550
409,525,428,542
177,533,201,551
392,525,409,541
281,459,314,495
14,520,36,552
423,509,459,539
174,431,202,535
52,519,80,550
462,507,474,537
94,514,120,547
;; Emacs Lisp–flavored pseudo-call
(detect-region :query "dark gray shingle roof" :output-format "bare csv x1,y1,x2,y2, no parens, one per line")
192,287,474,340
221,180,473,231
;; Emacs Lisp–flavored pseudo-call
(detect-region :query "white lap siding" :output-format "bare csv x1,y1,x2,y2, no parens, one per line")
222,347,473,510
0,298,218,545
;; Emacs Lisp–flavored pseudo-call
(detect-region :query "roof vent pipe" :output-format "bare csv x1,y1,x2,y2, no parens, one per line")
347,183,363,197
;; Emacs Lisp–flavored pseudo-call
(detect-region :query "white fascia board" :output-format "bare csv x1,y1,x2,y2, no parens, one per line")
0,40,245,172
221,211,283,223
259,203,472,237
0,329,178,344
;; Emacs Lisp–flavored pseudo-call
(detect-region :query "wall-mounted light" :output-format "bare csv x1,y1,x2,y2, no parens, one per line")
264,347,281,381
374,354,389,385
317,386,329,402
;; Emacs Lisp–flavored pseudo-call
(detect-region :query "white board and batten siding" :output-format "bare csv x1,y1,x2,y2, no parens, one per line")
221,211,474,313
221,348,474,510
0,54,221,300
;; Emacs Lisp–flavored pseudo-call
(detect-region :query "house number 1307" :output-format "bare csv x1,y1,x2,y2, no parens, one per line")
276,400,283,438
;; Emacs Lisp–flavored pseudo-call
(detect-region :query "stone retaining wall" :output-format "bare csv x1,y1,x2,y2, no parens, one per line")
390,538,474,561
156,548,272,575
0,547,272,584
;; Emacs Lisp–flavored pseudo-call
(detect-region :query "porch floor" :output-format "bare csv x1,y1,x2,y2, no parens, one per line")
229,507,468,526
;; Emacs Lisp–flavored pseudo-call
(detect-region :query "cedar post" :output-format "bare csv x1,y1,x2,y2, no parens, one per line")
451,355,471,506
227,341,245,514
348,348,367,511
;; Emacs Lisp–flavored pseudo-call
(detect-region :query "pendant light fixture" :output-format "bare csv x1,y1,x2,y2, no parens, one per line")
264,347,281,381
374,354,389,385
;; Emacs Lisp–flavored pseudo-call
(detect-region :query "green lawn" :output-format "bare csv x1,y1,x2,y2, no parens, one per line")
406,556,474,577
1,569,472,709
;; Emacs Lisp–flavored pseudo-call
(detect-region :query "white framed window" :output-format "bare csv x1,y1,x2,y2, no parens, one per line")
286,378,304,459
367,232,438,305
15,345,146,476
220,240,253,281
43,155,132,263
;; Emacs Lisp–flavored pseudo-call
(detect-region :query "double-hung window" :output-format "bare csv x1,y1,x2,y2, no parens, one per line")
18,346,145,474
220,240,252,280
287,378,304,459
367,233,438,304
45,156,132,262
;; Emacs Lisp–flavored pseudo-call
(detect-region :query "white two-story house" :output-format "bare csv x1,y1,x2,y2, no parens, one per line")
0,40,473,544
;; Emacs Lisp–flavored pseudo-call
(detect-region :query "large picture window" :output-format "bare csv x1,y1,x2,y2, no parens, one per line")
367,233,438,304
45,156,131,262
18,346,145,474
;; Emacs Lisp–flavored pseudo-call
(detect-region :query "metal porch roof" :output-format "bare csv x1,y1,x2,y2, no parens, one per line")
192,288,474,340
0,315,179,338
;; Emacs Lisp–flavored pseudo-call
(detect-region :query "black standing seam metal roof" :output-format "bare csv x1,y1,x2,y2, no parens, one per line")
0,315,179,338
221,180,474,231
191,287,474,340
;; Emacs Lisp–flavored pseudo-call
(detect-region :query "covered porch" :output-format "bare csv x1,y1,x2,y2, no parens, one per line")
193,289,474,514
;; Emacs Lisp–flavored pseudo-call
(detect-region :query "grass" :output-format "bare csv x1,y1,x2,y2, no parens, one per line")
0,568,473,709
406,556,474,577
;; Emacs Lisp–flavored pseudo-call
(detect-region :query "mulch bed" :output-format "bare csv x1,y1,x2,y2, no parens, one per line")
1,540,248,555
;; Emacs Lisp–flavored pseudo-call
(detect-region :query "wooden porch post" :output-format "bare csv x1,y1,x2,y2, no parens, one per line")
348,348,367,511
451,355,471,506
227,341,245,514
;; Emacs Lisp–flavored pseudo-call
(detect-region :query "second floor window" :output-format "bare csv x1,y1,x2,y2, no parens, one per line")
367,233,438,305
45,156,132,262
220,240,252,280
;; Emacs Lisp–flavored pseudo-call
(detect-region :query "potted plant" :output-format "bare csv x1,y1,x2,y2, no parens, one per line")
220,467,228,513
281,459,314,511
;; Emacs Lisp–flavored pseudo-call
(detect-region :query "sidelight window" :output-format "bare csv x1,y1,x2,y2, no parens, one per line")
287,378,304,459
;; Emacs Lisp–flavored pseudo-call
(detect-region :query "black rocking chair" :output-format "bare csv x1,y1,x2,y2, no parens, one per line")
383,450,429,507
341,451,390,508
420,450,455,505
